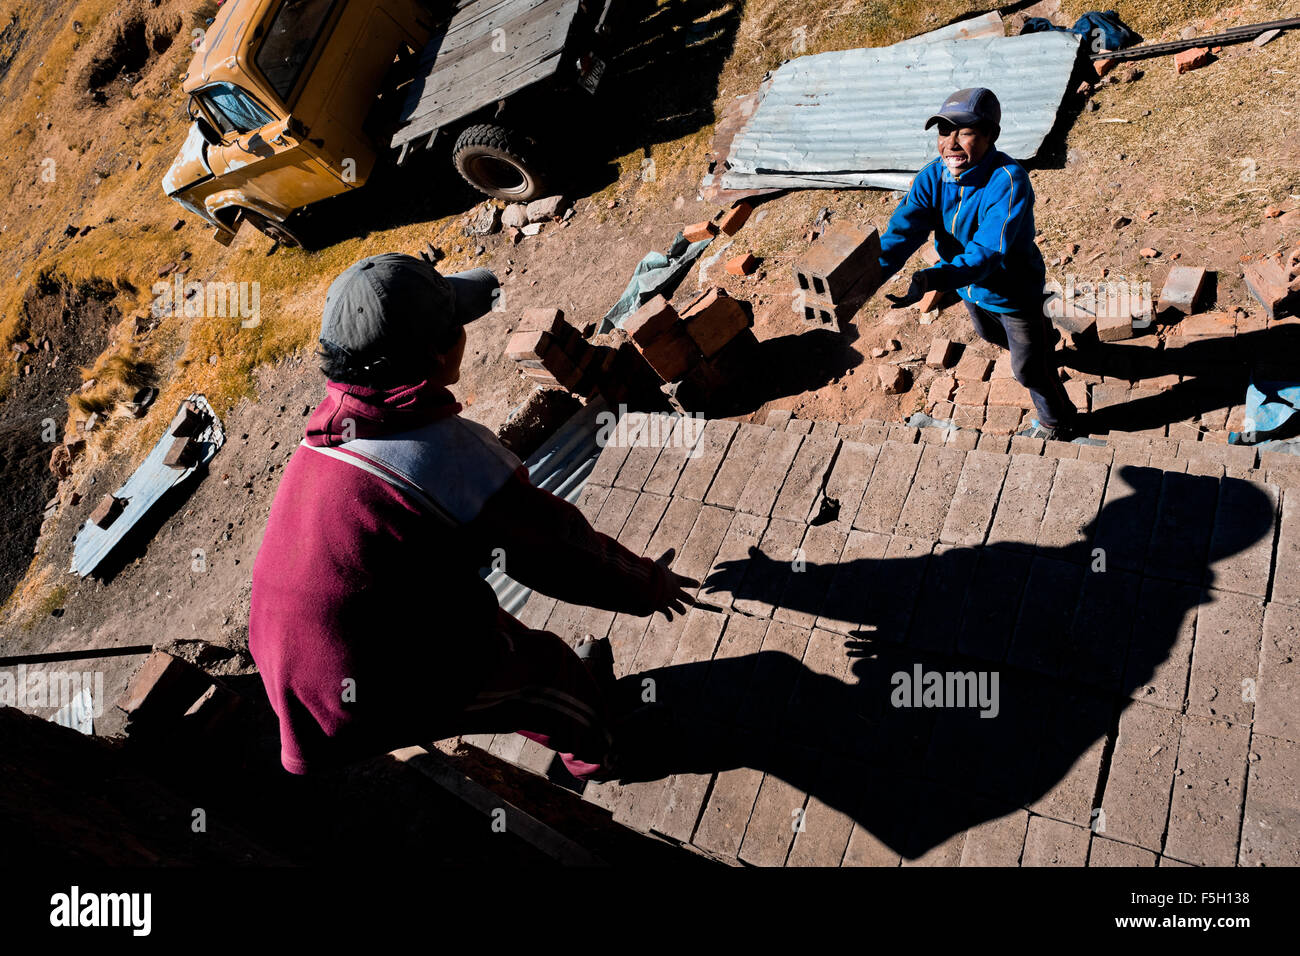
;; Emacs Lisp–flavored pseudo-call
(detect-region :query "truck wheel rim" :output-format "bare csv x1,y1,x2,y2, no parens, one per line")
467,155,527,194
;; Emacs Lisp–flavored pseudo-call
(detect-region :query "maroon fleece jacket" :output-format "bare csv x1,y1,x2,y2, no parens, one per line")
249,379,670,774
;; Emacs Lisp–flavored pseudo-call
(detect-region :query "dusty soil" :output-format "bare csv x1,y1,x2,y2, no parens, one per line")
2,0,1299,763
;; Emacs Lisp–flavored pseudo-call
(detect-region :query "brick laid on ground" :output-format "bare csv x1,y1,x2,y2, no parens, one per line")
1186,588,1263,724
733,517,806,618
1028,692,1110,827
1089,837,1157,866
646,495,702,567
736,621,811,733
587,413,647,486
958,808,1030,866
642,415,705,496
1063,567,1141,690
613,413,673,490
693,737,766,861
940,450,1011,546
908,544,979,653
737,428,805,516
957,548,1032,661
1205,477,1279,598
816,530,890,634
1021,817,1091,866
698,511,768,611
1256,603,1300,742
819,440,880,531
705,423,773,507
1007,557,1086,676
1275,490,1300,606
738,746,819,867
775,523,846,630
1145,471,1222,584
1092,462,1163,572
616,492,670,556
852,441,924,533
987,454,1058,551
894,444,966,540
1037,458,1109,562
785,753,862,866
1164,715,1249,866
1125,577,1199,710
1238,734,1300,866
673,504,734,601
771,433,839,522
674,419,739,500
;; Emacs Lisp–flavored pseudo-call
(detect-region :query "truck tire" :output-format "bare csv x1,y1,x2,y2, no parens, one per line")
452,124,548,202
241,209,306,249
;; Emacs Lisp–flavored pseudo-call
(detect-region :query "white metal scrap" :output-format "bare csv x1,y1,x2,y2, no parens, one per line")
716,29,1082,193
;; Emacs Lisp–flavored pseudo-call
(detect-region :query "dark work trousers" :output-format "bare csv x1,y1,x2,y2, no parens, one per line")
963,298,1076,430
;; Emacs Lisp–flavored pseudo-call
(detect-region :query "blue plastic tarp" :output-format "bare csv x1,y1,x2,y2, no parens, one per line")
598,233,714,333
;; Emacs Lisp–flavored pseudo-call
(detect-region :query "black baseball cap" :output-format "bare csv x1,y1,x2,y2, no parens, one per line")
925,87,1001,132
319,253,499,365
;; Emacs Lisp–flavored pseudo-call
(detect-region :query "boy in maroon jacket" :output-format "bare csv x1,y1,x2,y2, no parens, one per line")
249,254,695,781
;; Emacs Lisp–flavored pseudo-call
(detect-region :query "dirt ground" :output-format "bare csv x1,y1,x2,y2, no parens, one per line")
2,0,1299,716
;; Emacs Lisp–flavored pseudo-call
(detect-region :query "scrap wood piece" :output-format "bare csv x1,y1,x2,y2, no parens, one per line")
70,394,225,578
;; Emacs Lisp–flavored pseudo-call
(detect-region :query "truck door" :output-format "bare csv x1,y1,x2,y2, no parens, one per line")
195,81,344,214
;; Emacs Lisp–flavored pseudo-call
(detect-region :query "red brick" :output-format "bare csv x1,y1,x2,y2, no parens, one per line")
680,288,752,358
705,422,772,507
877,364,907,394
89,494,125,528
724,253,759,276
1022,817,1090,866
1256,604,1300,743
852,440,924,534
683,220,718,243
771,432,838,522
987,377,1032,408
987,455,1057,550
623,295,679,347
1164,715,1248,866
715,202,752,235
926,337,958,368
637,326,697,381
917,289,944,314
895,444,965,539
674,419,739,501
517,307,565,335
116,651,209,717
1240,735,1300,865
1187,589,1263,724
1089,837,1157,866
953,350,992,382
1096,311,1132,341
162,436,200,469
505,329,554,365
1243,256,1291,318
959,809,1030,866
1272,489,1300,605
170,401,204,437
940,450,1011,547
1174,46,1211,74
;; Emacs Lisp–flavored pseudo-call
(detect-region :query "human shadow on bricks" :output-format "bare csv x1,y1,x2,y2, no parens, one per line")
611,467,1275,861
1061,322,1300,438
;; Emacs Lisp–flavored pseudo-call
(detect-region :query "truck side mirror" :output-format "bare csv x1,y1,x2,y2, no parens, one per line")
195,116,222,146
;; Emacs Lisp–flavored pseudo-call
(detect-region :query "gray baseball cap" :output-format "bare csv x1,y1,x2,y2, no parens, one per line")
319,253,499,364
925,87,1001,131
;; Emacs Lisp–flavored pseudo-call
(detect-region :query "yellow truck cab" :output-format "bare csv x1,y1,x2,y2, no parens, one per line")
164,0,616,246
164,0,432,246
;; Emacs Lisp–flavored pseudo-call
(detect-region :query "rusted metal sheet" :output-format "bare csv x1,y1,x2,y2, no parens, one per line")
392,0,582,148
70,396,225,578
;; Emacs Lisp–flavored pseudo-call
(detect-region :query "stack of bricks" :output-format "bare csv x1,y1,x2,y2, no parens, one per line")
792,222,883,329
505,308,613,400
624,289,757,413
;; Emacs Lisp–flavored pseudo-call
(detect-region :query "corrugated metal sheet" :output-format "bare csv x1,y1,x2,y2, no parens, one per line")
718,31,1081,192
70,395,225,578
484,396,609,615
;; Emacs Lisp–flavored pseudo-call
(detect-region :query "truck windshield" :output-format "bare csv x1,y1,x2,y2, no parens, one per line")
255,0,340,101
196,83,275,134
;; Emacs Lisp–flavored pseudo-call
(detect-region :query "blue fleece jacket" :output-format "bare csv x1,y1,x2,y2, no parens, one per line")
877,149,1046,313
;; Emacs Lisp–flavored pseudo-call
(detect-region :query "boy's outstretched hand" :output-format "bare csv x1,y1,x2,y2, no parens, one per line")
884,270,931,308
653,549,699,620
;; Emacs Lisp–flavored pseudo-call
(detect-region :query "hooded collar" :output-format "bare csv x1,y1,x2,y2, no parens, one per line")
305,378,462,447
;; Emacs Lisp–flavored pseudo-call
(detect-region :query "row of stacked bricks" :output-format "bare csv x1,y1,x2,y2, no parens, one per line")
793,221,884,329
623,288,758,410
504,307,632,403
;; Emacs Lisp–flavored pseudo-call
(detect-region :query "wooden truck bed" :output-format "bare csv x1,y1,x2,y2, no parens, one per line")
391,0,583,153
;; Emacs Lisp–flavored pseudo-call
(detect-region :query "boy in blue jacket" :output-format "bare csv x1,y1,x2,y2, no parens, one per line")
877,87,1077,440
